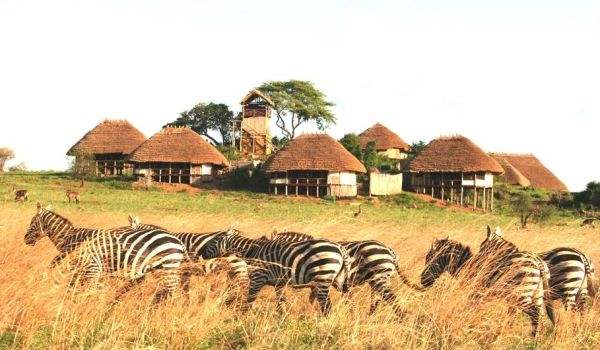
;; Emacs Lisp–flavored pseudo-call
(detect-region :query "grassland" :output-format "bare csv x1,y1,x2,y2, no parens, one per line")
0,172,599,349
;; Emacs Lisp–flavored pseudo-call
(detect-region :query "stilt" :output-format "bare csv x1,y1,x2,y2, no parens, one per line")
491,186,494,211
285,185,288,196
441,187,445,202
482,187,486,212
274,186,278,195
460,187,464,207
450,187,454,203
473,187,478,209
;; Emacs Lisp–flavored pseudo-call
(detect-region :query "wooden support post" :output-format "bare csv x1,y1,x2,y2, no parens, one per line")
450,187,454,203
295,184,298,196
460,187,464,207
178,168,182,184
473,187,478,209
285,185,288,196
441,187,445,202
274,185,278,195
491,186,494,211
482,187,486,211
168,164,172,183
189,165,192,184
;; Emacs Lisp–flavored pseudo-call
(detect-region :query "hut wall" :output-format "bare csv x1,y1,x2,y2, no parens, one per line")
377,148,407,160
327,172,357,197
461,172,494,188
369,173,403,196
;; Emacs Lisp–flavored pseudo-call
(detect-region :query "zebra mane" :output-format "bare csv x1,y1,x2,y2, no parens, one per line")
42,209,74,227
272,231,315,242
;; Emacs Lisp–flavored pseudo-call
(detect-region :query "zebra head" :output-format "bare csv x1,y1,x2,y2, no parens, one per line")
421,237,472,287
24,203,52,245
479,226,516,257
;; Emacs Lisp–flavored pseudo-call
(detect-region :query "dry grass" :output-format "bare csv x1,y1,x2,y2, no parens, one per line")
1,176,600,348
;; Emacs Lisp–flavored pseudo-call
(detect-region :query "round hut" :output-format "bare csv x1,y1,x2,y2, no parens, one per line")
264,134,367,198
358,122,411,160
406,135,503,210
67,119,146,176
128,127,229,185
491,153,567,192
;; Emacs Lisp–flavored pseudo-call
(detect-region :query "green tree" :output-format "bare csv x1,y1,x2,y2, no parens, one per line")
69,150,96,187
577,181,600,208
166,102,234,145
362,141,379,169
511,191,534,228
271,136,289,149
0,147,15,172
339,133,363,160
407,140,427,159
258,80,335,139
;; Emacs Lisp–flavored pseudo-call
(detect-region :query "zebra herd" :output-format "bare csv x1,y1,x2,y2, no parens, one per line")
24,204,596,337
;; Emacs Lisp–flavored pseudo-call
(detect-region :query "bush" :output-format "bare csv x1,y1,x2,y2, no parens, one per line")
221,167,268,192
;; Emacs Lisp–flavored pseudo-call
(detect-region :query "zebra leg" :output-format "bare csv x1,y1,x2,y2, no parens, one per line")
523,304,540,337
275,285,287,313
245,277,266,313
152,270,181,305
563,294,577,311
369,278,404,319
313,285,332,315
113,277,145,302
369,290,382,315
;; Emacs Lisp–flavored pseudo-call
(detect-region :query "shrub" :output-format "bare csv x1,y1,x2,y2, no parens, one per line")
221,167,268,192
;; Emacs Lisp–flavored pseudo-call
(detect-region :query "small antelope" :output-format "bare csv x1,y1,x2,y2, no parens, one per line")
66,190,80,204
582,218,596,229
12,186,28,202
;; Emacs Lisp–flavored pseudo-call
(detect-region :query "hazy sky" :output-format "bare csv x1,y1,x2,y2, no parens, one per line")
1,0,598,191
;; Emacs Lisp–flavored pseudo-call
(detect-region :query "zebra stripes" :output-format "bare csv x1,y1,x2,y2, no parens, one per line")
25,204,186,303
271,231,422,315
472,226,555,337
211,230,351,314
538,247,597,311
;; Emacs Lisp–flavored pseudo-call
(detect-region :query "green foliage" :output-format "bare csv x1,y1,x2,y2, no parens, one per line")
362,141,378,169
221,167,268,192
258,80,335,139
509,191,556,228
271,136,289,150
574,181,600,209
217,145,241,161
69,150,96,185
0,331,19,349
166,102,234,145
407,140,427,160
339,133,363,160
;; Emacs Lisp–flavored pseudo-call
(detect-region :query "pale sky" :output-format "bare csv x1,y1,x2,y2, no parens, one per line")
1,0,598,191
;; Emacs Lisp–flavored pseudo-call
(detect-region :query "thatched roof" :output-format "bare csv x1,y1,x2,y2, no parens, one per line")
407,135,503,174
491,153,567,191
494,157,531,187
358,123,410,152
264,134,366,173
240,89,274,106
129,127,229,166
67,119,146,156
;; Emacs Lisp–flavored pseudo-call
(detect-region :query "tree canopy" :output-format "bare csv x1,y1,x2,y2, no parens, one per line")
339,133,363,160
166,102,234,145
0,147,15,172
258,80,335,139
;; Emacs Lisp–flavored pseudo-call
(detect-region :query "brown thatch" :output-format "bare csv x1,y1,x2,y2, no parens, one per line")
67,119,146,156
491,153,567,191
129,127,229,166
358,123,410,152
240,89,274,106
264,134,366,173
407,135,503,174
494,157,531,187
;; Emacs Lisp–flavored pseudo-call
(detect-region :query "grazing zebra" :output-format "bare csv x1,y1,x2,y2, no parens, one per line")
270,231,423,315
473,226,555,336
24,204,186,303
66,190,80,204
210,229,351,315
419,237,474,288
202,255,251,310
538,247,597,311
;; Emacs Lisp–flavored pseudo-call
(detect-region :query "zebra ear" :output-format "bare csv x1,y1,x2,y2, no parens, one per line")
128,215,134,224
486,225,492,237
494,226,502,237
45,204,53,211
36,202,42,210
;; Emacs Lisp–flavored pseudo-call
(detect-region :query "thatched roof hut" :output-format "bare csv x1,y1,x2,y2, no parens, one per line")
265,134,366,197
265,134,366,173
358,123,410,153
407,136,503,174
129,127,229,166
129,127,229,185
67,119,146,157
491,153,567,192
67,119,146,176
407,135,503,211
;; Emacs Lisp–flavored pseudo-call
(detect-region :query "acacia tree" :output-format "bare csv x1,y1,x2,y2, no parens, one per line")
258,80,335,139
166,102,234,145
339,133,363,160
69,150,96,187
0,147,15,172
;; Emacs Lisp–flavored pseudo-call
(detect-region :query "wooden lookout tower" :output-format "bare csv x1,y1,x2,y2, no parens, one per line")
232,89,274,159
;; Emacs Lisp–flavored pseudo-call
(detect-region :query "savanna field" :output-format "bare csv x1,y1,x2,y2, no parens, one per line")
1,173,599,349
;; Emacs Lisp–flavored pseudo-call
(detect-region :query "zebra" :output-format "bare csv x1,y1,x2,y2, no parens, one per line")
201,255,252,310
24,204,187,303
472,226,555,337
537,247,596,311
420,231,555,337
269,231,423,315
209,229,352,315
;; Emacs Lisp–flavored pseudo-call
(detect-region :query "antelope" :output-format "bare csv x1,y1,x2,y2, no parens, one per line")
12,186,28,202
66,190,80,204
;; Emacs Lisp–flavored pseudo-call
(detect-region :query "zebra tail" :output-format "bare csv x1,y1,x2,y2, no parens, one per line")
584,257,597,299
540,262,556,325
392,252,424,292
333,246,353,293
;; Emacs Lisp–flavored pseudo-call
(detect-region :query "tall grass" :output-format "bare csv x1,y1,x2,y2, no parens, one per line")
0,173,598,349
